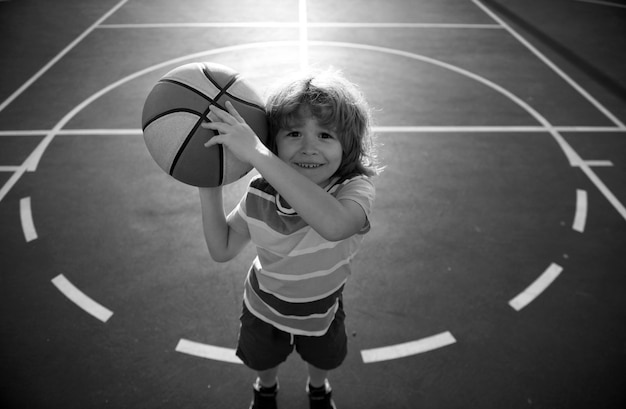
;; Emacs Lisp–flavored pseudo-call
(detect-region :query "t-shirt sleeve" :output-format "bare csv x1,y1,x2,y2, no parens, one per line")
335,177,376,234
227,190,250,237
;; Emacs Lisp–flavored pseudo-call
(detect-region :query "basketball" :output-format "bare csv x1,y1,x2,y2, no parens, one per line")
141,62,267,187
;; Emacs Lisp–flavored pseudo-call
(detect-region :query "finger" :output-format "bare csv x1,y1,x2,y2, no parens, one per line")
201,121,229,133
225,100,245,123
209,104,237,125
204,133,225,148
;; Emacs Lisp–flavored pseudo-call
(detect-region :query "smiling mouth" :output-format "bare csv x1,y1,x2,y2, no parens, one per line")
294,162,323,169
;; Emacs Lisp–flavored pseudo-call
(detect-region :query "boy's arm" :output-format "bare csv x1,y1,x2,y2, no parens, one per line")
203,103,367,242
198,186,250,262
252,152,367,241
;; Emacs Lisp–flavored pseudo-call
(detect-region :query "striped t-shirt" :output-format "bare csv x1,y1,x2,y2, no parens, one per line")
228,174,375,336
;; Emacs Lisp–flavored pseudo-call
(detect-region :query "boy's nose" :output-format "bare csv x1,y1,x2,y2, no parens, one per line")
300,136,318,154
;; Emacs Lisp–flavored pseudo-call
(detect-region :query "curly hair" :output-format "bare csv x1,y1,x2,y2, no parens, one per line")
265,69,382,178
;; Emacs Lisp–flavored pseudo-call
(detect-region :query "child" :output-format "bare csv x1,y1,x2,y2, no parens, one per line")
198,69,380,409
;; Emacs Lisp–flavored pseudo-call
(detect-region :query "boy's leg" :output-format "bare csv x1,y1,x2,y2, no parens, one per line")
306,366,337,409
251,369,280,409
257,366,280,388
307,363,328,388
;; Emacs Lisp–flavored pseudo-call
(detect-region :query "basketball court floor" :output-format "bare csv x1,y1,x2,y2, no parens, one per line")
1,0,625,408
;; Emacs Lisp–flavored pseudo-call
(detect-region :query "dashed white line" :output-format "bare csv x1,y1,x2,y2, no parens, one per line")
19,197,37,242
573,190,588,233
361,331,457,363
51,274,113,323
509,263,563,311
175,339,243,364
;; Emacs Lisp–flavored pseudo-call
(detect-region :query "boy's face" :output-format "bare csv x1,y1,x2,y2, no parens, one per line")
275,108,343,187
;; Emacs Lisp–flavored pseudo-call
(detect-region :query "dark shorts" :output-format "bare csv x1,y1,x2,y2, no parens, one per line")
235,299,348,371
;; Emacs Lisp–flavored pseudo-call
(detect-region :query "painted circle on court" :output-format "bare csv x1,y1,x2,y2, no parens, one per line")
35,41,577,363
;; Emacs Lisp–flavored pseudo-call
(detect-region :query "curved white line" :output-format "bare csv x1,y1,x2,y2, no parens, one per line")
573,189,588,232
51,274,113,323
20,197,37,242
175,339,243,364
361,331,457,363
509,263,563,311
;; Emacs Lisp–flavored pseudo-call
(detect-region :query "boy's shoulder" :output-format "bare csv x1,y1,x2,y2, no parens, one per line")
330,173,375,192
249,175,276,195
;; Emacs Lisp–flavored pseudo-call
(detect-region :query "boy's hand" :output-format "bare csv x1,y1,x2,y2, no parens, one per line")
201,101,267,164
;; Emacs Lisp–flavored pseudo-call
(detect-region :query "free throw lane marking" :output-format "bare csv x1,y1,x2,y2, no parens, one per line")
509,263,563,311
361,331,457,363
19,197,37,242
51,275,113,323
175,339,243,364
573,190,588,233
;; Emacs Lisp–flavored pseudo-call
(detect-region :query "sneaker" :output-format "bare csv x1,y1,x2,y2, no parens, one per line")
306,379,337,409
249,380,278,409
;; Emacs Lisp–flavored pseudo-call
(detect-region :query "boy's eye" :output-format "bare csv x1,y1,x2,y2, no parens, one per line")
287,131,300,137
320,133,333,139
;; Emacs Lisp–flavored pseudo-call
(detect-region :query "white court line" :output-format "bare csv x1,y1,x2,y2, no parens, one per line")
583,160,613,167
573,190,588,233
100,22,302,29
299,0,308,71
575,0,626,8
473,0,626,129
361,331,457,363
98,22,503,29
0,0,129,114
509,263,563,311
51,274,113,323
19,197,37,242
1,126,624,137
309,22,502,29
372,126,626,133
175,339,243,364
0,129,142,137
0,164,27,203
578,163,626,221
